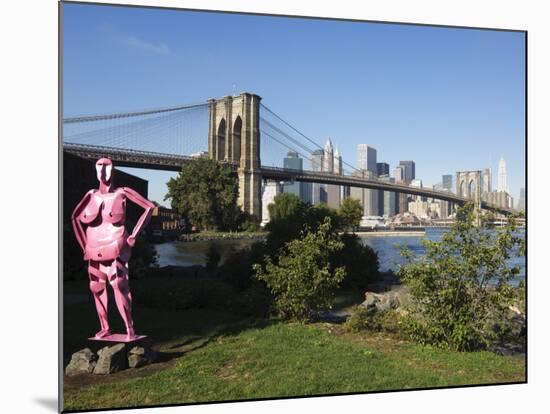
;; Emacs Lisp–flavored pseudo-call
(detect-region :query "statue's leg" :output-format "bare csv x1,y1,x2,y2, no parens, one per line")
108,258,135,338
88,261,111,338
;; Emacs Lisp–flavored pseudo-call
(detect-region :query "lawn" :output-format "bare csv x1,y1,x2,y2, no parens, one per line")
63,312,525,412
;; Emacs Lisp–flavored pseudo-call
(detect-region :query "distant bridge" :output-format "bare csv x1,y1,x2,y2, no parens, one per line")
63,142,512,215
63,92,514,217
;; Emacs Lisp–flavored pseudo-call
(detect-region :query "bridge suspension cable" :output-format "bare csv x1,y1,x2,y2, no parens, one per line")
63,101,208,124
260,103,360,175
63,102,209,156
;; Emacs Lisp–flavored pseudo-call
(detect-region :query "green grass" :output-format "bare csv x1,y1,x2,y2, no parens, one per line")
64,320,525,412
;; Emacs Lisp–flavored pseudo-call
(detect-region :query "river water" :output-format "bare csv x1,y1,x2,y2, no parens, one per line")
154,228,525,280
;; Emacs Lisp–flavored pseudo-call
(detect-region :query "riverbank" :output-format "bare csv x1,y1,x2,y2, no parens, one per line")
354,230,425,237
178,231,266,242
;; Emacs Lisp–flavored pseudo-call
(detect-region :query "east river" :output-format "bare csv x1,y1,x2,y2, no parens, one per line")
154,228,525,281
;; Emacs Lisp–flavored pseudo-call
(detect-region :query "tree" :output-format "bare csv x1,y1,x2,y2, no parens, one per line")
265,193,310,251
254,217,346,321
338,197,363,231
165,157,239,231
397,203,525,351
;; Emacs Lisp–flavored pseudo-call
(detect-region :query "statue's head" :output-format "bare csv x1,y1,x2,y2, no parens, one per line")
95,157,113,185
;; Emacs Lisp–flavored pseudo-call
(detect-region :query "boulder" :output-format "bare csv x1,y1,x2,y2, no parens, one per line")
127,345,157,369
94,344,127,375
65,348,97,376
362,292,381,308
361,288,410,312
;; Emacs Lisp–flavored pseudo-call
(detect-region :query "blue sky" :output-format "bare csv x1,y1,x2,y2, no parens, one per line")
63,3,526,205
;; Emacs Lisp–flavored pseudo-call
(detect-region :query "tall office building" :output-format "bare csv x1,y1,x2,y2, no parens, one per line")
357,145,377,173
442,174,453,191
482,168,492,194
393,166,405,182
311,149,326,205
377,162,390,177
393,165,407,213
283,151,302,196
323,138,334,173
283,151,312,203
399,160,416,183
327,147,343,208
498,157,508,192
357,145,378,215
350,170,379,216
377,162,390,217
378,175,396,217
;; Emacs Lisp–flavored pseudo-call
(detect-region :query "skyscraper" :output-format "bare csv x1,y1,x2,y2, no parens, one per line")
350,170,379,217
482,168,492,194
283,151,311,203
357,145,377,173
323,138,334,173
283,151,302,197
399,160,416,183
378,175,396,217
442,174,453,191
393,166,405,182
498,157,508,192
377,162,390,177
393,166,407,213
311,149,325,205
327,147,343,208
357,145,379,215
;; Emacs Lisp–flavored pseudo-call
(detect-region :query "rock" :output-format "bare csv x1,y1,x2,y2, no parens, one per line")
362,292,381,308
127,345,157,368
378,292,400,312
94,344,127,374
65,348,97,376
361,288,410,313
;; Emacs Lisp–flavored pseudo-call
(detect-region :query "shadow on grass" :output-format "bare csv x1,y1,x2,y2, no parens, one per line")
63,286,277,367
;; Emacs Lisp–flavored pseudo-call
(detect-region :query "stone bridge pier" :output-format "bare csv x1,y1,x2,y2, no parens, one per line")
456,170,482,225
208,93,262,218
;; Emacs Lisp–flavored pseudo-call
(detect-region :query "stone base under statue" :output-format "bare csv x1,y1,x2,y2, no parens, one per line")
88,334,147,343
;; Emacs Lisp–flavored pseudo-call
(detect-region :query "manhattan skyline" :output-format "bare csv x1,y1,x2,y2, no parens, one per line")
63,3,526,205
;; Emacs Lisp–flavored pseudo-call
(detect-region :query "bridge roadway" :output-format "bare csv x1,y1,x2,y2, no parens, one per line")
63,143,512,214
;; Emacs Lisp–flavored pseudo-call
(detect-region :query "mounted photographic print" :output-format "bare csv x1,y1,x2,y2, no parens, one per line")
60,1,526,412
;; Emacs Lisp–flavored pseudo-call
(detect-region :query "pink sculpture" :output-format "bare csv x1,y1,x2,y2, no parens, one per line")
71,158,155,341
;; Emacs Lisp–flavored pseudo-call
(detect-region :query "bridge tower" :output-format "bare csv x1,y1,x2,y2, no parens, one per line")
456,170,482,225
208,93,262,218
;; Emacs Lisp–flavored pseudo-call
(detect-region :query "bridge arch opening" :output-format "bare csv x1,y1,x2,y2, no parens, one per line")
469,179,476,199
459,180,466,197
233,116,242,165
217,119,226,161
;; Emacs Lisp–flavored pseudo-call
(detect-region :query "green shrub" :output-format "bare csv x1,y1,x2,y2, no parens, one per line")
221,241,268,291
254,217,346,321
332,233,380,289
344,307,403,334
397,203,525,351
237,211,262,232
344,306,380,333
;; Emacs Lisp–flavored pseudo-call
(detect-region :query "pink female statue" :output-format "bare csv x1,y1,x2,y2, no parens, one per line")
71,158,155,341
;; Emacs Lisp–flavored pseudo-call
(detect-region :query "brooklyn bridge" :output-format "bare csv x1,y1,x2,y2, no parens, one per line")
63,92,512,218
